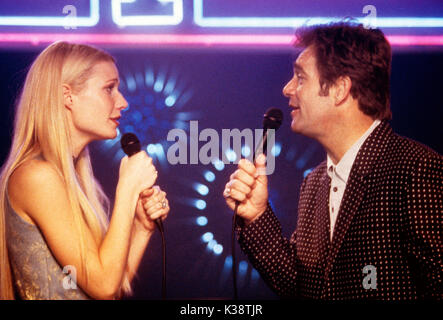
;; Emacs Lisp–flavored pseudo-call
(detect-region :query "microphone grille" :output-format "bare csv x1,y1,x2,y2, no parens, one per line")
263,108,283,130
120,132,141,156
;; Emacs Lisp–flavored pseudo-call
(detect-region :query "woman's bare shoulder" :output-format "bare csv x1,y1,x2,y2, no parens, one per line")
8,159,67,224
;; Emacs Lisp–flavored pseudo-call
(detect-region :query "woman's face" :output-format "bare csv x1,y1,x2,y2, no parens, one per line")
68,61,128,144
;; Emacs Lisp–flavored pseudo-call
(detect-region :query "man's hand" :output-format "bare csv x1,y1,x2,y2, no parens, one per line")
223,154,268,224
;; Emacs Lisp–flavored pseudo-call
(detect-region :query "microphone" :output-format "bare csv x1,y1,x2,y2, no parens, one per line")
120,133,163,232
120,132,141,157
253,107,284,160
232,107,283,300
120,132,166,300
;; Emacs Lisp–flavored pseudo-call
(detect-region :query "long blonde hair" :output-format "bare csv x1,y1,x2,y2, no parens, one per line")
0,42,131,299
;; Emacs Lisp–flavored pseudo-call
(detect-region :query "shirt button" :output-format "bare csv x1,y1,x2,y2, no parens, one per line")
333,187,338,192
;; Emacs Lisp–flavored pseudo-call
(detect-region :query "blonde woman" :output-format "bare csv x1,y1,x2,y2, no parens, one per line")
0,42,170,300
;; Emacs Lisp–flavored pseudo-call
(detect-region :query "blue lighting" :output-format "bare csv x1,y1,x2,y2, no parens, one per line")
303,168,313,178
174,120,187,130
271,143,282,157
146,143,165,158
193,0,443,28
201,232,213,243
204,170,215,182
145,69,155,87
212,159,225,171
196,216,208,226
239,261,248,275
154,81,164,93
251,268,260,280
126,75,136,92
224,256,233,269
131,110,143,123
147,144,157,155
194,183,209,196
195,199,207,210
207,239,217,250
213,244,223,255
241,145,251,158
112,0,184,26
165,95,176,107
225,149,237,162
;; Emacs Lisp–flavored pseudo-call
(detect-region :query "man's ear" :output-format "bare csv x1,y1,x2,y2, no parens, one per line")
333,76,352,106
63,84,74,110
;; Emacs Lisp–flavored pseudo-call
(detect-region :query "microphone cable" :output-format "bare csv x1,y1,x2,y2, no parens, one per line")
155,220,166,300
121,132,167,300
230,108,283,300
232,202,239,300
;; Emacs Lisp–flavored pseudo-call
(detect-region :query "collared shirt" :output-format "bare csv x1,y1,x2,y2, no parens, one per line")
326,120,381,240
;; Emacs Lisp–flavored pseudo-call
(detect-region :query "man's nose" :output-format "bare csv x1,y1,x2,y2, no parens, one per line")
282,78,295,98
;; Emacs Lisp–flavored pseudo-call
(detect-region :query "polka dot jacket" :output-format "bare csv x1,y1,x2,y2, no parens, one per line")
237,121,442,300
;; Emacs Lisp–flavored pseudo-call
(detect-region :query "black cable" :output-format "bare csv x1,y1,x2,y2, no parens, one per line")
155,220,166,300
232,201,239,300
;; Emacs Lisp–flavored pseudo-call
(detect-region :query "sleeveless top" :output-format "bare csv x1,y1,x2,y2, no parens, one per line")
5,194,90,300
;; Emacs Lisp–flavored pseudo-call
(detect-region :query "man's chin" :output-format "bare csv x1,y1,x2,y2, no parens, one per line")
290,121,302,133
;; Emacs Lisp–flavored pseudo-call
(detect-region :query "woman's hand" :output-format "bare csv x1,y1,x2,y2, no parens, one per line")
118,151,158,196
134,185,169,233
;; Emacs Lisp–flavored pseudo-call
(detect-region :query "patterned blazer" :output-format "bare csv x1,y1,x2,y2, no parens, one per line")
237,121,442,300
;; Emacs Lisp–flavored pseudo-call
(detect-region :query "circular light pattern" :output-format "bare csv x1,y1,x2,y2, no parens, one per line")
97,60,322,296
196,216,208,226
213,244,223,255
271,142,282,157
165,95,176,107
204,170,216,182
241,145,251,158
225,148,237,162
202,232,214,242
195,199,207,210
212,158,225,171
194,183,209,196
207,239,217,250
146,144,157,155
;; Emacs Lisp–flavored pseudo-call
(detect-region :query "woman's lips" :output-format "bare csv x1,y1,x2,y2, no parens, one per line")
110,118,120,125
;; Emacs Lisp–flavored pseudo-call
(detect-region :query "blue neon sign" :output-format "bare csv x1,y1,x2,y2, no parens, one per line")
0,0,441,31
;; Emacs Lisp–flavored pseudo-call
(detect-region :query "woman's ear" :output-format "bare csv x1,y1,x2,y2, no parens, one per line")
63,84,74,110
333,76,352,106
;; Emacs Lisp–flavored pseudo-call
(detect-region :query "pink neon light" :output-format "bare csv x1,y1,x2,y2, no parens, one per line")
0,33,442,47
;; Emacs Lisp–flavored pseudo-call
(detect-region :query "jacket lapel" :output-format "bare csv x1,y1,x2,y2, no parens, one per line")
324,121,393,276
314,172,331,269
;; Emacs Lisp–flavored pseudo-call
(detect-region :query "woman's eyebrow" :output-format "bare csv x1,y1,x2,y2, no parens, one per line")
105,78,119,84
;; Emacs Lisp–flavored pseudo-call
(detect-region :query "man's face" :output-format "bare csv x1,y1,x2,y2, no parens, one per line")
282,46,335,139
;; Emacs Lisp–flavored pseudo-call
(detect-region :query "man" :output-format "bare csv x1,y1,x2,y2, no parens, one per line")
223,22,442,300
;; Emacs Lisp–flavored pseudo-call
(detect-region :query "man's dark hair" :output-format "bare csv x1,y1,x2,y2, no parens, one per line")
295,21,392,120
